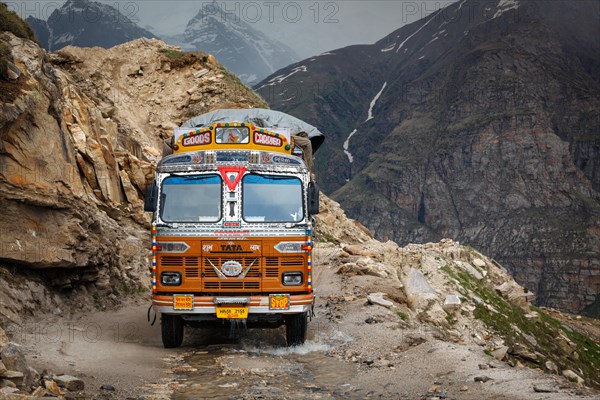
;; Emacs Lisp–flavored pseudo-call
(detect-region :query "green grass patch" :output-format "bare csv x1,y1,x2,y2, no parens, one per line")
442,264,600,388
159,49,185,59
395,310,407,320
159,49,209,68
0,3,36,41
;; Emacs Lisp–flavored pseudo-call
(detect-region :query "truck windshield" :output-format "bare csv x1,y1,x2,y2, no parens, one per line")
160,175,221,222
242,175,303,222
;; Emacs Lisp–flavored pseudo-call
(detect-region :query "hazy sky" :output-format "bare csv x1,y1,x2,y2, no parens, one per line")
11,0,457,58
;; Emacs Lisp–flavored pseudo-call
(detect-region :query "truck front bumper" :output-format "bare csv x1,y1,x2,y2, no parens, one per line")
152,293,314,315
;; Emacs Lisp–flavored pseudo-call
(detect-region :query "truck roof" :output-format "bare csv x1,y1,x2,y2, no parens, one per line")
179,108,325,153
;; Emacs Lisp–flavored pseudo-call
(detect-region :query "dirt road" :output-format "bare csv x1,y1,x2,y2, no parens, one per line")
18,243,598,399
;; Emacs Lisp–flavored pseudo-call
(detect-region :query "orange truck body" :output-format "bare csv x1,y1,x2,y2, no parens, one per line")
145,119,318,347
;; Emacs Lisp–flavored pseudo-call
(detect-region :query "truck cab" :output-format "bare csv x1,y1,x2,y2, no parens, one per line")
145,109,323,348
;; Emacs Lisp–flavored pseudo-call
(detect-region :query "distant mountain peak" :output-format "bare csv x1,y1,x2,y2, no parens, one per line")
26,0,156,51
177,3,299,84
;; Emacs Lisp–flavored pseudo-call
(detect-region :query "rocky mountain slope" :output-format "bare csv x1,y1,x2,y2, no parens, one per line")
173,1,299,84
0,27,264,328
25,0,156,51
255,0,600,316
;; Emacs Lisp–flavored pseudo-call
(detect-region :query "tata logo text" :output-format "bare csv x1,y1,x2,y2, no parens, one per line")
254,131,282,147
221,244,243,252
182,132,211,147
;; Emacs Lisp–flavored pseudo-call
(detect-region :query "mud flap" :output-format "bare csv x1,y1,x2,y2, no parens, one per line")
147,303,157,326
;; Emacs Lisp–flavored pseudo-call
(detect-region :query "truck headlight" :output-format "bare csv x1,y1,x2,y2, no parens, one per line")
282,272,303,286
161,272,182,286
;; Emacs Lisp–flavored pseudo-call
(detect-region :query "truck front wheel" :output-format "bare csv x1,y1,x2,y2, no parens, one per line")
285,312,308,346
161,314,184,348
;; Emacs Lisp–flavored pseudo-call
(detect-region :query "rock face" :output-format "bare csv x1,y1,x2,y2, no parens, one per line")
257,0,600,315
25,0,157,51
0,30,265,325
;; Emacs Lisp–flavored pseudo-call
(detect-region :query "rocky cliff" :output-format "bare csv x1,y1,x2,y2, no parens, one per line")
0,30,265,326
256,0,600,316
314,195,600,392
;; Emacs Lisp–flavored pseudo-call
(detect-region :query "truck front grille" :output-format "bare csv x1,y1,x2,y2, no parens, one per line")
161,256,200,267
203,281,260,290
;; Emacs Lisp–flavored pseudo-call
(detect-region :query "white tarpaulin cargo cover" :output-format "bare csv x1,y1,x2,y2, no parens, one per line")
179,108,325,152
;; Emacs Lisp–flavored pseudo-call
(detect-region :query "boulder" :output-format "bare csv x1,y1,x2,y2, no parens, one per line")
0,344,32,388
443,294,461,311
0,379,16,388
494,282,535,308
6,61,20,80
472,258,486,268
492,346,509,361
343,245,363,256
53,374,85,391
194,68,209,78
0,370,23,387
460,262,484,280
367,293,393,308
0,386,20,394
562,369,584,384
509,343,538,363
545,360,558,374
406,268,437,311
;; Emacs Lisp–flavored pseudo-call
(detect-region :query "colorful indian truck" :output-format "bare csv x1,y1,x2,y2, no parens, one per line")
144,109,324,348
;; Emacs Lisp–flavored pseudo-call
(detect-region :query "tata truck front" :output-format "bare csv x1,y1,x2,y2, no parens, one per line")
144,111,322,348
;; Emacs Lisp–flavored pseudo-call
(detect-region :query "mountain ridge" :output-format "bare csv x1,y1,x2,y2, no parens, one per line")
256,0,600,316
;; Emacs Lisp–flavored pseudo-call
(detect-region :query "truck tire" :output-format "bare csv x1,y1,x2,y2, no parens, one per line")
285,312,307,346
161,314,184,348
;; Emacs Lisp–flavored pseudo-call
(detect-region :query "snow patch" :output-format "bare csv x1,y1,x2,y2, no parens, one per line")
381,43,396,52
318,52,335,56
418,55,425,60
493,0,519,18
439,0,467,28
396,9,442,53
343,129,358,163
53,33,75,45
365,82,387,122
426,36,439,46
256,65,307,90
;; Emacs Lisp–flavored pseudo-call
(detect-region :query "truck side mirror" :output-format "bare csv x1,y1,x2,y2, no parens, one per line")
307,181,320,215
144,184,158,212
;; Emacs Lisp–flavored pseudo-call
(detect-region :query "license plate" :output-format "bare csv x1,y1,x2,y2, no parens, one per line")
216,307,249,319
173,295,194,310
269,294,290,310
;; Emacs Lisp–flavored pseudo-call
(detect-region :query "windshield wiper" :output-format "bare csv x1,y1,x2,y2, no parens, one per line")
283,222,308,228
249,172,297,180
168,173,207,180
155,222,176,229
